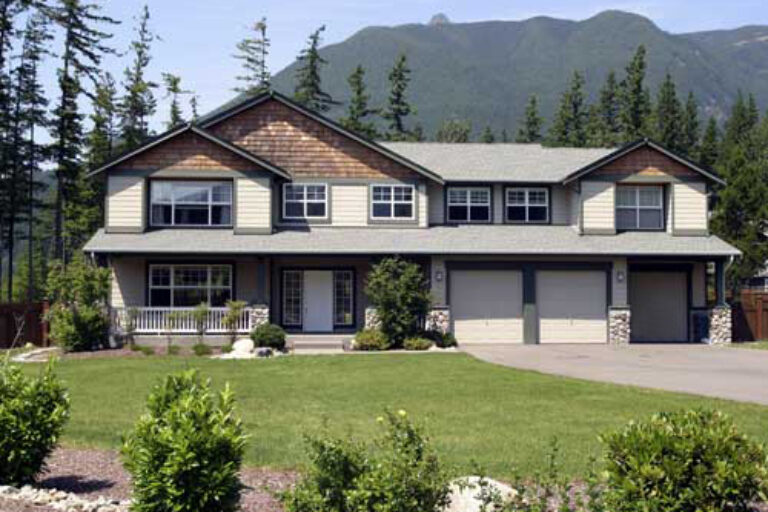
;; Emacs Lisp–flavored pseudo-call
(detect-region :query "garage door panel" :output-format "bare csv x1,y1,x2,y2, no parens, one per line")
629,272,687,342
538,271,607,343
451,270,523,344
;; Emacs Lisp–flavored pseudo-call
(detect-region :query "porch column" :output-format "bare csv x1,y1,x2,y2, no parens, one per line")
709,259,732,344
425,256,451,334
522,265,537,344
715,259,726,306
608,258,631,345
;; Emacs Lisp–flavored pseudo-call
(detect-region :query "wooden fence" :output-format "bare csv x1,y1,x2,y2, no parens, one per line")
0,302,49,349
734,290,768,341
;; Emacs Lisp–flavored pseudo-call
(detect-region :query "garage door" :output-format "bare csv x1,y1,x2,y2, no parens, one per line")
450,270,523,343
629,272,688,342
538,271,608,343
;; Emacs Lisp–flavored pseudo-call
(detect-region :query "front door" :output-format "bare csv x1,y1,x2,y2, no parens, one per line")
303,271,334,332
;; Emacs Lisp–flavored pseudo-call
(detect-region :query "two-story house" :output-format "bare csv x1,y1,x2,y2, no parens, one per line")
84,91,738,345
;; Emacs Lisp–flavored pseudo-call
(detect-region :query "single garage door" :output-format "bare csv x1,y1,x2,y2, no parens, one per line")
450,270,523,343
629,272,688,342
538,271,608,343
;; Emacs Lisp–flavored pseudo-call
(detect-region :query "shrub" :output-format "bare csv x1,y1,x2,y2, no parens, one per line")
0,361,70,485
365,257,431,347
191,303,210,345
221,343,233,354
166,345,181,356
192,343,213,356
250,323,286,351
121,369,247,512
139,345,155,356
404,337,432,351
353,329,390,351
49,303,110,352
222,300,247,345
424,330,457,348
281,410,450,512
601,409,768,512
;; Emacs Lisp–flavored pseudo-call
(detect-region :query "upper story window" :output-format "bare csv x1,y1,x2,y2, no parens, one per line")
447,187,491,223
506,187,549,223
616,185,664,230
283,183,328,220
371,184,414,219
149,264,232,307
150,180,232,227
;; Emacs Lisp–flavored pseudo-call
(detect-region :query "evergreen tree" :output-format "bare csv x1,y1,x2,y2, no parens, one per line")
435,119,471,142
500,128,509,142
548,70,588,147
87,72,118,168
339,65,378,139
189,94,199,121
619,45,652,141
515,94,543,143
585,104,606,147
293,25,334,112
480,125,495,143
681,91,700,156
653,73,683,151
382,54,416,141
699,116,719,168
119,4,158,151
161,72,189,128
723,91,759,147
596,70,621,146
233,17,269,95
50,0,118,259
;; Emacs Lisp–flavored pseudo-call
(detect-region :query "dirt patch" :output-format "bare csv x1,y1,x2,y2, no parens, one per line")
12,447,297,512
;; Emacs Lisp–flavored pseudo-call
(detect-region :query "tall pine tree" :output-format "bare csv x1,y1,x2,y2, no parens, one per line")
480,125,495,143
653,73,682,151
515,94,543,143
680,91,700,156
619,45,652,142
233,17,269,95
548,70,588,147
293,25,334,112
339,65,378,139
699,116,719,168
596,70,621,146
87,72,118,168
382,54,416,141
161,72,189,128
435,119,471,142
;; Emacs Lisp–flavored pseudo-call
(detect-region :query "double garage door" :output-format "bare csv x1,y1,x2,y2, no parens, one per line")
451,270,607,344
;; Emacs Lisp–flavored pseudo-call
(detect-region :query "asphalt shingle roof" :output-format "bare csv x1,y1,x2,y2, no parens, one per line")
84,226,739,257
380,143,615,182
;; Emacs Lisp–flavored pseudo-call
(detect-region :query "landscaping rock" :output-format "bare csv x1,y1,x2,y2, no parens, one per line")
0,484,130,512
445,476,517,512
232,338,255,354
257,347,273,358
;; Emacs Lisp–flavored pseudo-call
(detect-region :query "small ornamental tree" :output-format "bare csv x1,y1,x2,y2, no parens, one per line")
365,257,431,346
222,300,247,344
122,370,247,512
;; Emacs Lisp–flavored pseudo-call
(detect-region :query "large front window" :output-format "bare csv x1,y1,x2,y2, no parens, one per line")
506,187,549,223
149,264,232,307
283,183,327,219
371,185,414,219
447,187,491,223
616,185,664,230
150,181,232,227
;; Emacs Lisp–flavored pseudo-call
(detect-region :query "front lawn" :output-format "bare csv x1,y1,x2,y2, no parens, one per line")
27,353,768,479
732,341,768,350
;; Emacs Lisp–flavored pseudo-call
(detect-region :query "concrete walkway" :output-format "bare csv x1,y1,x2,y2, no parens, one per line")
463,344,768,405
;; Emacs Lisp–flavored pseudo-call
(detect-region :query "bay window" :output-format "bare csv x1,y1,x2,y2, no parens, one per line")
616,185,664,230
371,184,414,219
283,183,328,219
150,181,232,227
506,187,549,223
447,187,491,223
149,264,232,307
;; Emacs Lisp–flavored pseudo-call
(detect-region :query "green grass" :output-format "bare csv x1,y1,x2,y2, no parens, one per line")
732,341,768,350
24,353,768,479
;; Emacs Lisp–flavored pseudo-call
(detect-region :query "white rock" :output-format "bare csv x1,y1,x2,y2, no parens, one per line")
444,476,517,512
232,337,254,354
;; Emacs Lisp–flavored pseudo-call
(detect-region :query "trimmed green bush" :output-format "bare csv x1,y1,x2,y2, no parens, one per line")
601,409,768,512
250,323,287,351
425,330,457,348
221,343,233,354
281,411,450,512
49,304,110,352
0,361,70,485
353,329,390,351
192,343,213,356
122,369,247,512
404,337,432,351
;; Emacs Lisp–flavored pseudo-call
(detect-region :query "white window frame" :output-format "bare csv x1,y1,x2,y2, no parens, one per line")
615,185,664,231
282,183,328,220
150,180,233,227
505,187,550,223
148,264,233,307
446,187,492,223
370,184,416,220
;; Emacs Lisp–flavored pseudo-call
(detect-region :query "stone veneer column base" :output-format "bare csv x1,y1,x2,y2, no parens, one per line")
250,304,270,328
608,307,631,345
364,307,381,330
425,306,451,334
708,305,732,344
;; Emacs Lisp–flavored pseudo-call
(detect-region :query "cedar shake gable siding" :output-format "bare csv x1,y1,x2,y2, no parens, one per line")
591,147,699,180
119,130,261,172
207,98,421,180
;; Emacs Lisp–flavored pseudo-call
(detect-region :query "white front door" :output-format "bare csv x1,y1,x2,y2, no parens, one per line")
303,271,334,332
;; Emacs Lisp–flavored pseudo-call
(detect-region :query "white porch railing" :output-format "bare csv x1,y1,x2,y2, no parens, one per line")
112,307,254,335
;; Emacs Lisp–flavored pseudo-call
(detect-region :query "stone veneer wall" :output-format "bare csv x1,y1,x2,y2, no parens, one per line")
708,305,732,344
425,306,451,334
250,304,270,328
608,307,631,345
364,307,381,330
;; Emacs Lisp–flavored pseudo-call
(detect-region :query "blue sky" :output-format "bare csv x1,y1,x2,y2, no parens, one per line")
38,0,768,130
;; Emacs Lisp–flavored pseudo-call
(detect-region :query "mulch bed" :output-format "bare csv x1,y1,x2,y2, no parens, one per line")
1,448,297,512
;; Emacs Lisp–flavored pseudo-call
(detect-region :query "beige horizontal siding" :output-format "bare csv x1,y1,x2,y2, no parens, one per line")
551,185,570,225
111,257,145,308
236,177,271,230
493,184,504,224
331,184,367,226
107,176,144,230
673,182,707,234
570,187,581,232
581,181,615,234
427,182,444,224
418,183,428,227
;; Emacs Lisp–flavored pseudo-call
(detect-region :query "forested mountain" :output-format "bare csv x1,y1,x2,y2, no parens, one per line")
271,10,768,136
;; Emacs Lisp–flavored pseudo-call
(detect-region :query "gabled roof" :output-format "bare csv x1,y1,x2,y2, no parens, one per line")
199,90,445,184
561,138,726,186
88,123,292,180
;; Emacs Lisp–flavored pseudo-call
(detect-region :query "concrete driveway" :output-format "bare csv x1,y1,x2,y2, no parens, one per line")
463,344,768,405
